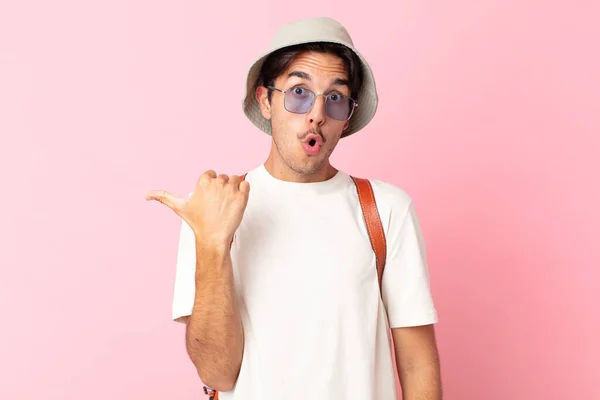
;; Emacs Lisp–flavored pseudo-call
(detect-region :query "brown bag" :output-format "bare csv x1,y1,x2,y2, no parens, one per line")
205,174,387,400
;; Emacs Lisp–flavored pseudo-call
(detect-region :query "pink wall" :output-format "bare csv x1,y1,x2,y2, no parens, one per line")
1,1,598,399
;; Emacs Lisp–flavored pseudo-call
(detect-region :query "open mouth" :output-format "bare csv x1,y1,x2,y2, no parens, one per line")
302,134,322,155
304,133,322,146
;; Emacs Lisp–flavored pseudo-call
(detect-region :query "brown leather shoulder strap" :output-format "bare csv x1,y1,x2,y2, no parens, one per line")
350,176,387,294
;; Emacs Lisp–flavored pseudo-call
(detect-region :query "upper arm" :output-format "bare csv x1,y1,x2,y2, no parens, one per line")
380,198,438,328
373,186,440,368
392,324,440,373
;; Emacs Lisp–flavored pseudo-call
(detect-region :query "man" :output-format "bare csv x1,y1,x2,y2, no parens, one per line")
147,16,442,400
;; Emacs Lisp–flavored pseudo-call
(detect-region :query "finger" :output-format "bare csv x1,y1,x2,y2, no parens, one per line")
228,175,241,186
198,170,217,186
217,174,230,184
146,190,185,212
237,181,250,208
239,180,250,195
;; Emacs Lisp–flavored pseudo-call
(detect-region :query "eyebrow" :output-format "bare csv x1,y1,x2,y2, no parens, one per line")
287,71,350,89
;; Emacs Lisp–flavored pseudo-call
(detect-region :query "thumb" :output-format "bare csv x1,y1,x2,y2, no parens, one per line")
146,190,186,213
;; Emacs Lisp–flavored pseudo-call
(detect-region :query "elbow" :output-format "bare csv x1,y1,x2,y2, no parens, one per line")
189,349,242,392
211,381,236,393
199,370,238,392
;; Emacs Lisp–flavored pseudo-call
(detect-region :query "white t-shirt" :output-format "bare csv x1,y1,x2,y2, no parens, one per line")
172,164,438,400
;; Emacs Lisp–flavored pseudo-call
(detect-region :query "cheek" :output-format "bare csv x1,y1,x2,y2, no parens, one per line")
272,107,303,130
323,124,345,143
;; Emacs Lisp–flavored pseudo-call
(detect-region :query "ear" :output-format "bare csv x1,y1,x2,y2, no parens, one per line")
256,86,272,120
342,120,350,131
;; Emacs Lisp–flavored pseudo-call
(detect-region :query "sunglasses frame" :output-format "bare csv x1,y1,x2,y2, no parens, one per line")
267,86,359,121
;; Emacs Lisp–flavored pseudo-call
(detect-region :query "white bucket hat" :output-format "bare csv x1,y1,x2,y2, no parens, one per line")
242,16,378,138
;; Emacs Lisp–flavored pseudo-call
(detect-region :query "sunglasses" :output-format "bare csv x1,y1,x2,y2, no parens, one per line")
267,86,358,121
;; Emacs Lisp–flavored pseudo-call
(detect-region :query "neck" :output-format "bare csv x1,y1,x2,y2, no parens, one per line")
263,146,338,183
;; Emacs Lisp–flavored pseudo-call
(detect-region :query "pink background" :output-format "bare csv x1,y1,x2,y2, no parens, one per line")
1,1,598,399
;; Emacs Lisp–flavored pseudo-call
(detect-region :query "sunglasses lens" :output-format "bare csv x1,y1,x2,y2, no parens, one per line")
285,87,314,114
326,94,353,121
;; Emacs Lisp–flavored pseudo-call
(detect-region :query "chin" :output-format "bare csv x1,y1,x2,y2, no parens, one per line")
291,158,326,175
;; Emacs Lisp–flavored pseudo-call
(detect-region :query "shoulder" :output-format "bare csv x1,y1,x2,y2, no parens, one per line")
357,179,428,255
362,177,414,216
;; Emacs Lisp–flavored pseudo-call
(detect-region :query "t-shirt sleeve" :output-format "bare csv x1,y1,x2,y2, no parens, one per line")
171,218,196,324
381,199,438,328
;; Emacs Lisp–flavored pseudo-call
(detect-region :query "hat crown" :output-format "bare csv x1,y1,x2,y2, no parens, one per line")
269,17,354,50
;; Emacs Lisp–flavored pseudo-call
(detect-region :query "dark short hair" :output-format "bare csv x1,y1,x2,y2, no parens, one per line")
256,42,364,102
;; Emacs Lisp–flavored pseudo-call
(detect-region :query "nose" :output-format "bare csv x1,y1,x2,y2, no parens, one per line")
307,94,327,127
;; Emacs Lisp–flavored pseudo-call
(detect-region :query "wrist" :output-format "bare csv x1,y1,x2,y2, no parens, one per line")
194,236,232,276
195,238,230,255
193,230,232,251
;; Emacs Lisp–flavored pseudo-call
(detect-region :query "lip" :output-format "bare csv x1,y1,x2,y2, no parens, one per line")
302,133,323,146
301,133,323,156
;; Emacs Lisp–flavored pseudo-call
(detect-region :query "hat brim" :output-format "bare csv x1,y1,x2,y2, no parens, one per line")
242,40,378,138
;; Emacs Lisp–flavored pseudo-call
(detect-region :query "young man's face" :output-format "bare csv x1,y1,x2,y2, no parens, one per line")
258,51,352,176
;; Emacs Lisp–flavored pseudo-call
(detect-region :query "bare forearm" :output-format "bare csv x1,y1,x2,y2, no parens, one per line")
185,241,244,391
399,362,442,400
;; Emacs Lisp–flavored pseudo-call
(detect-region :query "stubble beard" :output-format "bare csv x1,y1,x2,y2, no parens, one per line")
273,134,328,175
